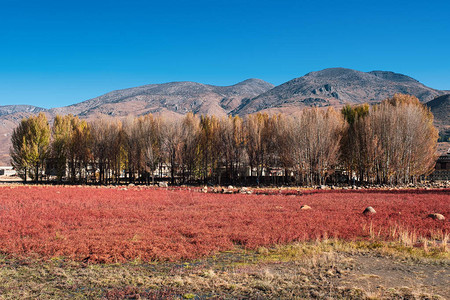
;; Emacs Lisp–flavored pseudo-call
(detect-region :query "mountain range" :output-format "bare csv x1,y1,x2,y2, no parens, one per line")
1,68,449,164
234,69,443,115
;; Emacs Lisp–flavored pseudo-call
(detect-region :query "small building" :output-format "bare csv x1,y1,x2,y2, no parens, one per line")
430,149,450,181
0,166,16,176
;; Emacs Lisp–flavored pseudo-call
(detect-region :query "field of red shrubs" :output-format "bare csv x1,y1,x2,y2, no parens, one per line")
0,186,448,263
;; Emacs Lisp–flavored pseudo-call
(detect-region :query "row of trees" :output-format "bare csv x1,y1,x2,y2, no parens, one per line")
10,94,438,185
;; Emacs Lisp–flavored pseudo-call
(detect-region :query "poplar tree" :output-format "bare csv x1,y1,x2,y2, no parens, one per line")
371,94,438,184
10,113,50,182
10,118,32,181
181,113,200,183
9,95,438,186
50,115,75,181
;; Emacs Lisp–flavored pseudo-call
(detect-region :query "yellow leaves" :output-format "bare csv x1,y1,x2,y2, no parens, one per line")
386,93,422,107
341,94,439,183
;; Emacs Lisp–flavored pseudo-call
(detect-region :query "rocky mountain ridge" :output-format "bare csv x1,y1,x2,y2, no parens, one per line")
50,78,274,118
0,105,46,117
233,68,444,115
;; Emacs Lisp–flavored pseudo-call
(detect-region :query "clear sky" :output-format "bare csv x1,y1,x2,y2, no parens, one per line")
1,0,449,108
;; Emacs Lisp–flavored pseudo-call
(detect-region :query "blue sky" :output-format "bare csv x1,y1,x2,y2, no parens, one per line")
1,0,449,108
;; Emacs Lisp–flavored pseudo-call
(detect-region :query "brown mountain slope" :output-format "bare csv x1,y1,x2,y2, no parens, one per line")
233,68,445,115
0,79,274,164
50,79,274,118
0,105,46,117
426,94,450,141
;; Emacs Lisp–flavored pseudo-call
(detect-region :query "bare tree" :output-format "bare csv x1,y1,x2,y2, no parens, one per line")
89,117,122,184
371,94,438,184
218,115,246,184
161,118,183,185
296,108,343,185
180,113,200,183
10,97,438,187
142,114,163,184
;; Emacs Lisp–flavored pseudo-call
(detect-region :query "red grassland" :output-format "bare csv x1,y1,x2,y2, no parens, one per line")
0,186,448,263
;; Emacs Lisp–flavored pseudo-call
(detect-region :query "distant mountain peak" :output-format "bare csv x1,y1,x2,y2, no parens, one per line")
302,68,419,84
368,70,419,83
49,78,274,118
235,78,273,85
0,105,46,117
234,68,445,115
305,67,363,77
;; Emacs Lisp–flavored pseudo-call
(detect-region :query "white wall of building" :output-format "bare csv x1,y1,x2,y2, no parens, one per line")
0,166,16,176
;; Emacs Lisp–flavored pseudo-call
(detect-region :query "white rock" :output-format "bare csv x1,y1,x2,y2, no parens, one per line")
363,206,376,215
428,213,445,221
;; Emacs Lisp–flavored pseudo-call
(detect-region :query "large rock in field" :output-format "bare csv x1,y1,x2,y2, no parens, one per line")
363,206,376,215
427,213,445,221
300,205,312,210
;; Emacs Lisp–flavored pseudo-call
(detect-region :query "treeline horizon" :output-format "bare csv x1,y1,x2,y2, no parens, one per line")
10,94,438,186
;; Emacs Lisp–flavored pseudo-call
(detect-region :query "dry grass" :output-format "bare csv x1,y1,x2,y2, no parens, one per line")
0,239,447,299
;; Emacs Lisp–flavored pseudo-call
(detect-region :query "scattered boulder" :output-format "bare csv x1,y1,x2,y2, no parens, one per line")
363,206,376,215
228,185,234,190
427,213,445,221
223,189,233,194
201,186,208,193
239,187,253,194
158,181,168,188
128,183,135,187
300,205,312,210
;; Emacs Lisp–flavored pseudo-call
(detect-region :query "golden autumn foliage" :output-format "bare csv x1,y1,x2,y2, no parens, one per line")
10,94,439,185
10,112,50,182
341,94,438,184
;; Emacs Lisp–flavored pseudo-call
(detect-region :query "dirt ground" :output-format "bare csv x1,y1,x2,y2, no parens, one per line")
0,175,21,182
336,252,449,299
0,241,448,299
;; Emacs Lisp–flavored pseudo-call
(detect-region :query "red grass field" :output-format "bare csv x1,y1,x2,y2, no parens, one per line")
0,186,448,263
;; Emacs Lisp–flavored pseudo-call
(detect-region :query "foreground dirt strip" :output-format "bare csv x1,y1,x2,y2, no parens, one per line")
0,242,448,299
0,186,448,262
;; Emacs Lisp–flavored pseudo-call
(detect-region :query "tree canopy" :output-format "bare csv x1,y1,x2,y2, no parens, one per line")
10,94,439,185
